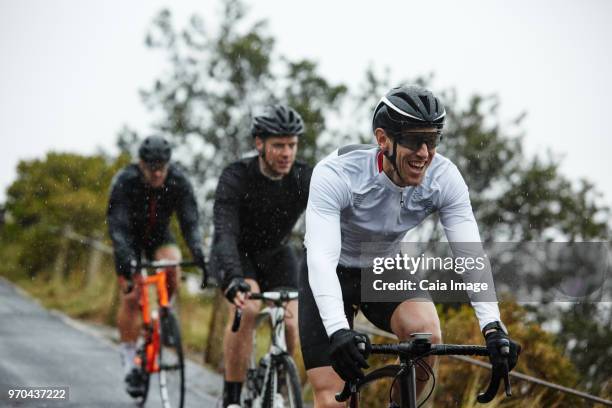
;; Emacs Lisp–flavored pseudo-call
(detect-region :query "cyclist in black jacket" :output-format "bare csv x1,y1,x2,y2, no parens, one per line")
210,105,312,408
107,135,207,397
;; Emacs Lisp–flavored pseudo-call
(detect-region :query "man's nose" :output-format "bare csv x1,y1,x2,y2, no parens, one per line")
415,142,429,158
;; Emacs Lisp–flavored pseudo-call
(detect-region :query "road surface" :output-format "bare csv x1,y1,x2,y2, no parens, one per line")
0,277,222,407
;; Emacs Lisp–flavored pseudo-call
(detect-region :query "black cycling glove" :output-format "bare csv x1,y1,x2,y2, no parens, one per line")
121,259,140,294
224,277,251,303
483,322,520,373
196,257,210,289
329,328,371,382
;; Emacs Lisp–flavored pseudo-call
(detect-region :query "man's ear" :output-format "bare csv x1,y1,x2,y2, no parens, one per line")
254,136,264,154
374,128,389,152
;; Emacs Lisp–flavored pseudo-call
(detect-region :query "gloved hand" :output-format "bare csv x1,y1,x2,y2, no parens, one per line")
329,329,371,382
196,257,210,289
122,259,140,294
483,322,520,374
224,277,251,305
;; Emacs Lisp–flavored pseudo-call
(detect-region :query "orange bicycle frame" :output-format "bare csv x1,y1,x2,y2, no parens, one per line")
138,268,172,373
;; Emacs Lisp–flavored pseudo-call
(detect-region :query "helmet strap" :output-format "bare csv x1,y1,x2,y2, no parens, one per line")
383,139,405,184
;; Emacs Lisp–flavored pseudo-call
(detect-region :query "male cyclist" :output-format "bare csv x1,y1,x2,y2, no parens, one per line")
107,135,207,397
210,105,312,408
300,86,520,407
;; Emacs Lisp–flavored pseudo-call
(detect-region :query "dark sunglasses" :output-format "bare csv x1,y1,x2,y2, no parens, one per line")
391,130,442,151
144,161,169,172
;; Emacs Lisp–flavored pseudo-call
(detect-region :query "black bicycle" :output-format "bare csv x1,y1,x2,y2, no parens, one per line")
335,333,516,408
232,289,303,408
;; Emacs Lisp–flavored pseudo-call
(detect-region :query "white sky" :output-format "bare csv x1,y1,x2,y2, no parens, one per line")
1,0,611,207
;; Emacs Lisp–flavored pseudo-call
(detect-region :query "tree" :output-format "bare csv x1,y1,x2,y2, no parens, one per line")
120,0,347,229
1,152,129,276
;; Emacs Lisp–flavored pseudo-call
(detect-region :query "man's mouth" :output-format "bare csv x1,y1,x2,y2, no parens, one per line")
408,161,426,171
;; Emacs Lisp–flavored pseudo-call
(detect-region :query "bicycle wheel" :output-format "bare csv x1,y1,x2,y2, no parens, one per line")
356,365,401,407
158,309,185,408
357,365,433,408
261,354,303,408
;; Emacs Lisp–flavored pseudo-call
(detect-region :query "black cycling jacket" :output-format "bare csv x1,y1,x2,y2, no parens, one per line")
107,163,205,276
210,156,312,287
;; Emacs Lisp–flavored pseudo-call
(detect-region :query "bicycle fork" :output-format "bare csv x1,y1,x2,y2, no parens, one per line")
397,360,418,408
140,271,170,374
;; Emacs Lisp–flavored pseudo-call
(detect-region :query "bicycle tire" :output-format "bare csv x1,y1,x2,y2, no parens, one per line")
158,309,185,408
261,354,303,408
355,365,403,408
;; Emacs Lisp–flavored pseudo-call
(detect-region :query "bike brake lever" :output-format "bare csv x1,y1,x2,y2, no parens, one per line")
503,363,512,397
499,342,512,397
231,308,242,333
477,366,502,403
335,381,355,403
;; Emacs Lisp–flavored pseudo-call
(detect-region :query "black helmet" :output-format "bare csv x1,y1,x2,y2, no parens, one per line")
138,135,172,164
373,86,446,134
251,105,305,138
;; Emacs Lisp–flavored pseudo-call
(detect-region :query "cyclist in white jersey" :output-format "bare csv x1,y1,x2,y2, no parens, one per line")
299,86,520,407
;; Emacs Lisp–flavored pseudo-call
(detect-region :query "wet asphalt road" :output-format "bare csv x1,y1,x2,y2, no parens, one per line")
0,277,222,407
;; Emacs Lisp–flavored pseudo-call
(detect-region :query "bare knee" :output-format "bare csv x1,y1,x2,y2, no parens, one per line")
391,301,442,343
154,245,181,262
395,319,441,343
308,367,345,408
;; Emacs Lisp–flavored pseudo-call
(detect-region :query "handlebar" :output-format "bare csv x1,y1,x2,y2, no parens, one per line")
230,290,298,332
123,260,202,294
138,260,198,269
335,340,512,404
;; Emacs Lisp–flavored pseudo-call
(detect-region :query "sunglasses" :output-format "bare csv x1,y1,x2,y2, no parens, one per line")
390,130,442,151
144,161,169,172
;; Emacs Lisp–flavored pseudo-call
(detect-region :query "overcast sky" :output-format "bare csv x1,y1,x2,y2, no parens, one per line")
1,0,611,207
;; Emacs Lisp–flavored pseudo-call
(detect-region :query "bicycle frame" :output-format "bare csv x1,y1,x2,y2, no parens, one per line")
255,303,288,356
236,290,300,407
138,266,172,374
387,354,418,408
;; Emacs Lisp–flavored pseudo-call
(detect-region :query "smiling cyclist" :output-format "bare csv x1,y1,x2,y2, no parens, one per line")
299,85,520,407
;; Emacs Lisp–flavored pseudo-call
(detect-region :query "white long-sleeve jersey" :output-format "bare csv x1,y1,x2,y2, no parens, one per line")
304,145,501,336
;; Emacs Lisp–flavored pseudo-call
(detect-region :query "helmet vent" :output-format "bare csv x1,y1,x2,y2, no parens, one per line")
403,95,420,114
419,95,431,114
